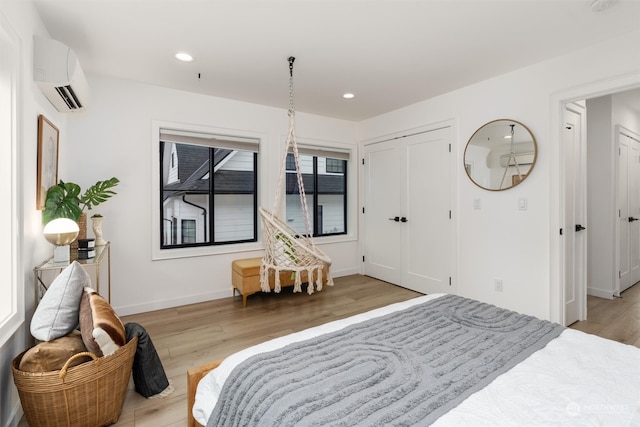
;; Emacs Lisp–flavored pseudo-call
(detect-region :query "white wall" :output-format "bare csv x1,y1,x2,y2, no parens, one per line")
613,91,640,133
63,75,359,316
358,30,640,321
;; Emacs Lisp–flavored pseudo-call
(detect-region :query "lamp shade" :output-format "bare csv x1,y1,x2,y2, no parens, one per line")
43,218,79,245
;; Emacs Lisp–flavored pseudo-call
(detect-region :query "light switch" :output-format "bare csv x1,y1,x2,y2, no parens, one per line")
518,198,527,210
473,198,481,210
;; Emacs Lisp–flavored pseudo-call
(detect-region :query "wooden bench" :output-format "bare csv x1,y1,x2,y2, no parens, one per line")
231,257,327,307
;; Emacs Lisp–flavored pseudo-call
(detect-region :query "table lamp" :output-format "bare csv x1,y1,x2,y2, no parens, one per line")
43,218,79,262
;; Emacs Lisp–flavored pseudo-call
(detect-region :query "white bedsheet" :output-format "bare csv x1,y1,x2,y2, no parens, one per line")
193,294,640,426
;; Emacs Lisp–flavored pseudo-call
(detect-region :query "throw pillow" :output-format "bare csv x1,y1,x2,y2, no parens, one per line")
30,261,90,341
19,330,91,372
79,287,126,357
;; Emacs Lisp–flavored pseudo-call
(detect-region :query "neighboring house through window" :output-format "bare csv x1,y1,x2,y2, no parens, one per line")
285,146,349,237
159,130,258,248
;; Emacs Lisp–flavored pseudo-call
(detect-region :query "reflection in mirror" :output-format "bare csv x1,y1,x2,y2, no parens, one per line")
464,119,537,191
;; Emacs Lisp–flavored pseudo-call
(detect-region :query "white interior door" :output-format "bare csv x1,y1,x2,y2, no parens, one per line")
363,126,454,294
628,136,640,288
618,128,640,293
563,103,586,325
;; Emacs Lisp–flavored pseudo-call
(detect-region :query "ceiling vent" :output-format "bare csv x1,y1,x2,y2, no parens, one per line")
33,36,89,112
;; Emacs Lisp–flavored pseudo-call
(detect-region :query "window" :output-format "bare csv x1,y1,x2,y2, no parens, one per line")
0,15,23,346
181,220,196,243
159,130,259,248
286,154,295,171
325,158,344,173
285,147,348,237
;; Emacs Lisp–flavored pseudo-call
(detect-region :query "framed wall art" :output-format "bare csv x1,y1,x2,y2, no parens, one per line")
36,114,59,210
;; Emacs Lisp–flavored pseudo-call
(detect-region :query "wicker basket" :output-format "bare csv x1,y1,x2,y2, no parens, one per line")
12,336,137,427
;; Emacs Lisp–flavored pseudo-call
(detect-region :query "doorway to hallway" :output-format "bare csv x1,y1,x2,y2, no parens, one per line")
560,85,640,326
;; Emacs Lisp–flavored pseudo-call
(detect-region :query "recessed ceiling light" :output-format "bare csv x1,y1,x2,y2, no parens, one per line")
591,0,615,12
175,52,194,62
342,93,355,99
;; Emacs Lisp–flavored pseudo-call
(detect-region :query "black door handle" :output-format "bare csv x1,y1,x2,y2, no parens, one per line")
630,217,638,223
575,224,586,232
400,217,408,223
388,216,400,222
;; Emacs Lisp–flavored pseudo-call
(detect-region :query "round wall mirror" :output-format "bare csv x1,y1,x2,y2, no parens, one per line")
464,119,537,191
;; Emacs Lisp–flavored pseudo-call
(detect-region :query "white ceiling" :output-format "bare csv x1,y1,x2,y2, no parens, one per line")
32,0,640,121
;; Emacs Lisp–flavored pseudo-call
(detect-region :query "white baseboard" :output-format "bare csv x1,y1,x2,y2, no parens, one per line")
587,287,615,300
114,289,230,316
332,267,360,277
114,267,360,316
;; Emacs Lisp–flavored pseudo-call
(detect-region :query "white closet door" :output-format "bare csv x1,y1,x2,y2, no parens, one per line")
403,130,453,294
363,141,403,284
363,126,453,294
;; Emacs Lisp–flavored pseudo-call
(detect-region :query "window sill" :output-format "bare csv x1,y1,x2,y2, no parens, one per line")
0,314,25,349
151,233,356,261
312,233,357,246
152,241,264,261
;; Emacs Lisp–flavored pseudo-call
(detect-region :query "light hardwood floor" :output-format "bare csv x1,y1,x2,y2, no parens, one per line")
568,281,640,347
18,275,640,426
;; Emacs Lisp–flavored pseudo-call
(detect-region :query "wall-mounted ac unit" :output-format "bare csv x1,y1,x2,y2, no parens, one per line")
499,152,535,167
33,36,89,112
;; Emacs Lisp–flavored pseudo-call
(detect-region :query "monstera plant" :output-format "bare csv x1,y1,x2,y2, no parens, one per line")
42,177,120,225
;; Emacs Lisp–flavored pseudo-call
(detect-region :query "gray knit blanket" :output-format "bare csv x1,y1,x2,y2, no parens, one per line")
207,295,564,426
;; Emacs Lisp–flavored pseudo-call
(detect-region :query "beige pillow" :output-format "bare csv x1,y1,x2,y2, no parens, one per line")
19,330,91,372
79,287,126,357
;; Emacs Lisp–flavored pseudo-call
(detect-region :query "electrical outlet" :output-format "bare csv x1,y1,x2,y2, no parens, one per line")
494,279,504,292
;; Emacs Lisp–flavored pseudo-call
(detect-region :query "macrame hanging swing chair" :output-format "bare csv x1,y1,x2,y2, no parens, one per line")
259,57,333,295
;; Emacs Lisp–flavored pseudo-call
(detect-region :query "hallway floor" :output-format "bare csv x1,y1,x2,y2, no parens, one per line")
569,282,640,348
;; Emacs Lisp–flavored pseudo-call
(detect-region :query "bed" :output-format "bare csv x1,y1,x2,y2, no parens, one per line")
187,293,640,426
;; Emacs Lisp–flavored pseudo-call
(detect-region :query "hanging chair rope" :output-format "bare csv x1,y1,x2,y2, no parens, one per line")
270,58,313,241
259,57,333,295
499,124,523,189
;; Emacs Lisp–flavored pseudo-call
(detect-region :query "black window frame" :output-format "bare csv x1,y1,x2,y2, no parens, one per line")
286,153,348,238
159,140,258,249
